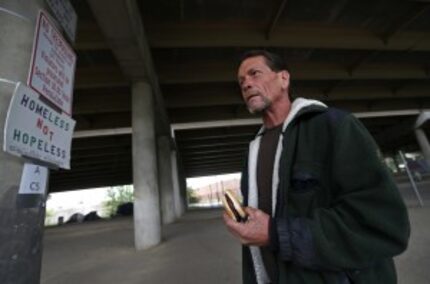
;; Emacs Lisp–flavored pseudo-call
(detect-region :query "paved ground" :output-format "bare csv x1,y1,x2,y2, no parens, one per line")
41,179,430,284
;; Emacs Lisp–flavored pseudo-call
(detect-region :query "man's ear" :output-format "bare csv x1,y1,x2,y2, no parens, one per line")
279,70,290,90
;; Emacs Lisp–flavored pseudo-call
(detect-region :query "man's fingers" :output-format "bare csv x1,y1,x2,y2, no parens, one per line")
245,207,267,220
223,212,235,225
223,207,270,246
244,207,257,215
223,212,243,229
223,212,248,240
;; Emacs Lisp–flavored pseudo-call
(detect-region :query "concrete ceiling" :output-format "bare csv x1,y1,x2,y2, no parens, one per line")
50,0,430,192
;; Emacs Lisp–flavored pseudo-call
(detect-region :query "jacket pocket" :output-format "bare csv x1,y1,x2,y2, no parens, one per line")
290,171,319,193
288,169,320,216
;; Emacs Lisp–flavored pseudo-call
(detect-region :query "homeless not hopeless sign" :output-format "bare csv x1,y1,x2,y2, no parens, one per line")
3,83,75,169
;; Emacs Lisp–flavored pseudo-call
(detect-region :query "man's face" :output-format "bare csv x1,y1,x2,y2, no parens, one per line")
237,56,289,114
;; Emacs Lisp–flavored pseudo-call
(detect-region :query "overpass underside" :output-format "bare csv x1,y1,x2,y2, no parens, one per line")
53,0,430,191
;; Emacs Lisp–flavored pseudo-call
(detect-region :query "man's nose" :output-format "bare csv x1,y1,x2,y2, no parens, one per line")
241,77,252,91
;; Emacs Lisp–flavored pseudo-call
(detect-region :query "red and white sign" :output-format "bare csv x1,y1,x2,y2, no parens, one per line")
28,10,76,115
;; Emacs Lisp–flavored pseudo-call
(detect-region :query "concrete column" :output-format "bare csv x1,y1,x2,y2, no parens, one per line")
132,81,161,250
171,150,185,217
415,128,430,163
0,2,46,283
176,153,188,210
157,135,176,224
415,112,430,164
0,0,45,284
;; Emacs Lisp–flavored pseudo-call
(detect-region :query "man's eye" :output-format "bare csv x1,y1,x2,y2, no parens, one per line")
251,70,261,76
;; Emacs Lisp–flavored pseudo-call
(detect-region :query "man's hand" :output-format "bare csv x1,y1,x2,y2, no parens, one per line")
223,207,270,246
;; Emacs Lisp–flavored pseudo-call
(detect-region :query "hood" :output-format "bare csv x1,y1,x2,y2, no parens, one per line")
255,97,327,137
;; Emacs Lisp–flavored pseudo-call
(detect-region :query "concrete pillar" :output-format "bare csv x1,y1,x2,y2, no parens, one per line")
171,150,185,217
415,111,430,164
157,135,176,224
176,153,189,210
0,2,46,283
132,81,161,250
415,128,430,163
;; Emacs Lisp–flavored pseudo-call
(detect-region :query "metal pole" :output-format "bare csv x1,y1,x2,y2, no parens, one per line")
399,150,424,207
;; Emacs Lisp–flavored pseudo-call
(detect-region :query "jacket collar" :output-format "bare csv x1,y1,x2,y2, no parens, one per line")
255,97,327,137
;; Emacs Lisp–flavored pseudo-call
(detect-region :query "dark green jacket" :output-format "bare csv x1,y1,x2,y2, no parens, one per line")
241,105,410,284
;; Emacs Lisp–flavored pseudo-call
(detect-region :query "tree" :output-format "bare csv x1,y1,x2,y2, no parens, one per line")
103,185,134,217
44,208,56,226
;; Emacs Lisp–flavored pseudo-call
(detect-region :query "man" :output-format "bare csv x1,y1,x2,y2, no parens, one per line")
223,50,410,284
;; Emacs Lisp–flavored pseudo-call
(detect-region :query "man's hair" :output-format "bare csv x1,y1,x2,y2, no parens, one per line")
239,50,289,73
239,50,293,99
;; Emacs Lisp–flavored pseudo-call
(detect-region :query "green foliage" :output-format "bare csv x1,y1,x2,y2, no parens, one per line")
45,208,55,218
384,157,398,174
103,185,134,217
187,187,200,204
44,208,56,226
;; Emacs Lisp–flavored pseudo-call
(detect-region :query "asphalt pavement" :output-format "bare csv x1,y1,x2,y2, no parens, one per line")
41,178,430,284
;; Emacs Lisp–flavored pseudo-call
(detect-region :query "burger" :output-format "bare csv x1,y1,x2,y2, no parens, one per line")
221,189,248,222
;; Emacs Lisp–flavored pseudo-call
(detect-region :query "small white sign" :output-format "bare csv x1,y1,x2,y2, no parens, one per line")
3,83,75,169
46,0,77,43
19,163,49,195
28,10,76,115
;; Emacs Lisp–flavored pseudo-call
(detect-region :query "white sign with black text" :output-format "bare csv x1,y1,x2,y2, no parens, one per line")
3,83,75,169
28,10,76,115
19,163,49,195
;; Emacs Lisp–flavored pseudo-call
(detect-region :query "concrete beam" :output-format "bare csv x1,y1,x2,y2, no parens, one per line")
50,175,131,192
167,98,430,124
71,135,131,150
186,167,243,178
70,147,130,158
75,21,109,50
74,65,128,89
183,152,246,162
172,118,261,130
73,92,131,115
165,84,430,109
51,169,131,181
71,81,430,115
175,125,258,141
157,61,429,84
184,159,245,168
146,21,430,51
88,0,170,136
178,140,249,150
73,112,131,131
415,111,430,128
182,146,249,157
